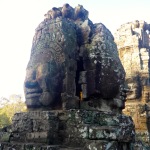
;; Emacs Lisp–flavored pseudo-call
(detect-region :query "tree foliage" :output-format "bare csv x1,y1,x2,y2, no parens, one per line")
0,113,10,128
0,94,26,128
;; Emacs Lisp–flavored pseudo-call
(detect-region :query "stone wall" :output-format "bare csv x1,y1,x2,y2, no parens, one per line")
0,110,135,150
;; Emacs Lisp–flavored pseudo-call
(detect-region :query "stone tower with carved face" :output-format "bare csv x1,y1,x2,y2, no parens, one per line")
115,20,150,142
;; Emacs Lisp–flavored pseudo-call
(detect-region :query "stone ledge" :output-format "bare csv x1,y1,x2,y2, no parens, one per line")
0,110,135,149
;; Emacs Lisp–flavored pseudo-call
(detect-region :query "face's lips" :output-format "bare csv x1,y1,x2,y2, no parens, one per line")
26,93,42,99
25,88,42,99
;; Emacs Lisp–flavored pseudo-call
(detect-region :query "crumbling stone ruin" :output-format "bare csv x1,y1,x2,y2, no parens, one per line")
115,20,150,143
0,4,137,150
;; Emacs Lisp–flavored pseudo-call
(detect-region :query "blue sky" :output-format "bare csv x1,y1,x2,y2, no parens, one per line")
0,0,149,98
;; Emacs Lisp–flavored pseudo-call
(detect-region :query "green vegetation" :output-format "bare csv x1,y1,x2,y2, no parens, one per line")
0,95,26,128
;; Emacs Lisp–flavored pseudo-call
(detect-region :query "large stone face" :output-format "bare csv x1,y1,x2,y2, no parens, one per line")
24,4,126,112
114,20,150,142
24,18,77,109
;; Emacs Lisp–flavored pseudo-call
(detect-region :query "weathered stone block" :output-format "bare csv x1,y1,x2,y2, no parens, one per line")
0,143,24,150
32,119,59,132
118,115,135,142
61,94,79,110
65,124,89,139
26,131,56,144
83,140,119,150
12,111,59,133
88,126,117,140
10,132,26,142
24,144,61,150
58,110,135,145
12,118,33,132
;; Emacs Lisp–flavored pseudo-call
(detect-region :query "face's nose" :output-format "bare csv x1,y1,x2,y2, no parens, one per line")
24,69,38,88
25,80,38,88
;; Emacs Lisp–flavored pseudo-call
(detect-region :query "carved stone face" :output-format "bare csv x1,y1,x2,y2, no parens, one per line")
24,17,77,109
24,61,63,108
126,78,141,100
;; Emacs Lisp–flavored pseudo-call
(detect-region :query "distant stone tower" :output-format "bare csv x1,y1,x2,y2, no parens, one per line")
115,20,150,142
